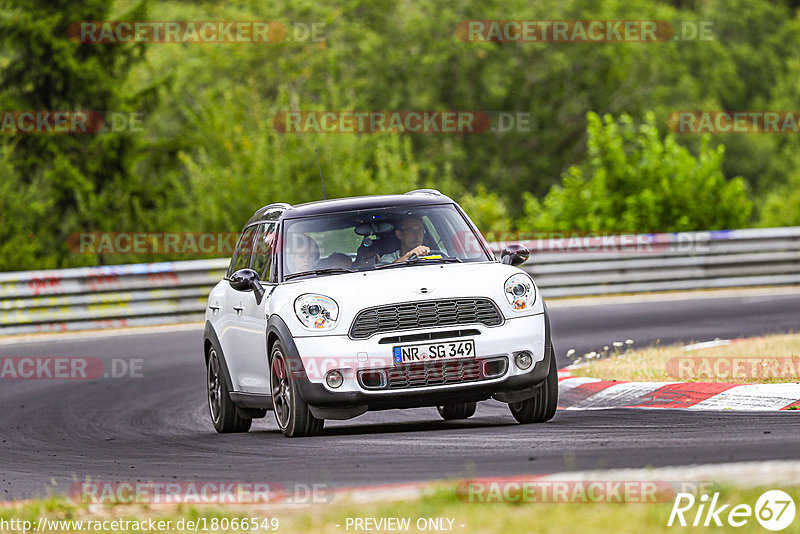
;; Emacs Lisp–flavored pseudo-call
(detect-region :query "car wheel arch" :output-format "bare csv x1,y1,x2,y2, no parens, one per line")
267,331,280,363
266,315,314,399
203,321,235,392
204,339,213,366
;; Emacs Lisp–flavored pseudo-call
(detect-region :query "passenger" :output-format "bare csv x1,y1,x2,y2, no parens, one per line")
288,234,320,273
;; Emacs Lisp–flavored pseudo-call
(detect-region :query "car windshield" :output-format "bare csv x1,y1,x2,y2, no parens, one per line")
281,204,492,279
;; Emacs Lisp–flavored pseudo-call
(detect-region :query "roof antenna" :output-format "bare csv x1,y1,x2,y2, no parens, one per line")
315,147,327,200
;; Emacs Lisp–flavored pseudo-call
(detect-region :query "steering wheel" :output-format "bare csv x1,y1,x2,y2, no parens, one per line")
408,249,448,262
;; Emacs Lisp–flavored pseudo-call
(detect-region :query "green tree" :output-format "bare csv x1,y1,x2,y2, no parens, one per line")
0,147,55,269
759,170,800,227
517,112,753,232
6,0,800,271
0,0,174,269
457,186,512,234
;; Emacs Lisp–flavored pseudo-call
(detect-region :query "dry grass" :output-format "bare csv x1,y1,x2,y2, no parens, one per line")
4,484,800,534
568,333,800,384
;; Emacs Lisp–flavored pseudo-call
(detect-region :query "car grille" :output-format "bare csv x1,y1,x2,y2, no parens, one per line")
357,357,508,390
349,298,503,339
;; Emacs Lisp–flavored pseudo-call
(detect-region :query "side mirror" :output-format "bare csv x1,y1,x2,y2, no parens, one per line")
501,244,530,266
229,268,266,305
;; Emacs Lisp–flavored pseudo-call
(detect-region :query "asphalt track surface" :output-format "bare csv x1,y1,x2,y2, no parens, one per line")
1,290,799,499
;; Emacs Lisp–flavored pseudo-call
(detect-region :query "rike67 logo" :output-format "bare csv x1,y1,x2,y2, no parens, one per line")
668,490,796,531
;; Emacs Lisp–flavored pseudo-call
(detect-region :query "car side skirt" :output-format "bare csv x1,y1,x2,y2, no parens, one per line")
205,321,273,412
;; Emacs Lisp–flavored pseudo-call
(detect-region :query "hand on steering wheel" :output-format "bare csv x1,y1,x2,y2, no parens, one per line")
409,245,430,258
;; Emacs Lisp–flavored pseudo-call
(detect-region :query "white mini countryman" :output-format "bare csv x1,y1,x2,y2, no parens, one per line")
204,190,557,437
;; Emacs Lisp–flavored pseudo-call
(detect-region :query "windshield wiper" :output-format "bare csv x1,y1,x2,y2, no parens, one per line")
284,267,356,280
374,256,462,270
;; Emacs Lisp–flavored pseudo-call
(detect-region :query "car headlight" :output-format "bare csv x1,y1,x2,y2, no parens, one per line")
294,294,340,330
504,273,536,311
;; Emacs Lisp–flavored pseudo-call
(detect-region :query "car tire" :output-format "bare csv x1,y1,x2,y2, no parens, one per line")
270,341,325,438
437,402,477,420
207,347,252,433
508,345,558,424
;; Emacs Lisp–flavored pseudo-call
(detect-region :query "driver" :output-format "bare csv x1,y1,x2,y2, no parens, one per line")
380,215,430,264
288,234,320,273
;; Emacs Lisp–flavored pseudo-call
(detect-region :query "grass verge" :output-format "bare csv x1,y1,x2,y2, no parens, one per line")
2,484,799,534
569,333,800,384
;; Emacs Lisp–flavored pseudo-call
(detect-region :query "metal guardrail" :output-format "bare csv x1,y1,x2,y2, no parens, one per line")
0,260,228,335
1,227,799,335
488,226,800,298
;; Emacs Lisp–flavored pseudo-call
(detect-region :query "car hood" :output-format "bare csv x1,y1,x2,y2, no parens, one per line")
271,261,542,336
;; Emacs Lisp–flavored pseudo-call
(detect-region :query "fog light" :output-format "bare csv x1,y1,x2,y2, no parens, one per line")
482,358,508,378
358,369,387,389
514,351,533,370
325,370,344,388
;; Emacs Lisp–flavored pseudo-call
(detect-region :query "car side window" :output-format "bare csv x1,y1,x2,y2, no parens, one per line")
251,223,276,281
227,224,258,278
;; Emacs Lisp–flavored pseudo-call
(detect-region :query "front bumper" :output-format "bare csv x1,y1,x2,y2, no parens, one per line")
285,311,551,415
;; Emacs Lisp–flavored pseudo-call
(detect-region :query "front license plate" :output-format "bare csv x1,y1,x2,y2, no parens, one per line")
392,340,475,365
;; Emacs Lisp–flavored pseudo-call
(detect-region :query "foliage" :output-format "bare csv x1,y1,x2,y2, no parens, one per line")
457,186,512,233
1,0,800,270
517,112,753,233
0,0,175,269
760,170,800,227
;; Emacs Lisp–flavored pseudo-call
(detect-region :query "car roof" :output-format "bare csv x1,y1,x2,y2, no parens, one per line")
245,191,454,226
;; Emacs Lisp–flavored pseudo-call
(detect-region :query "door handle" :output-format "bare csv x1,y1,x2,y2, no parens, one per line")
209,304,220,311
232,305,244,315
